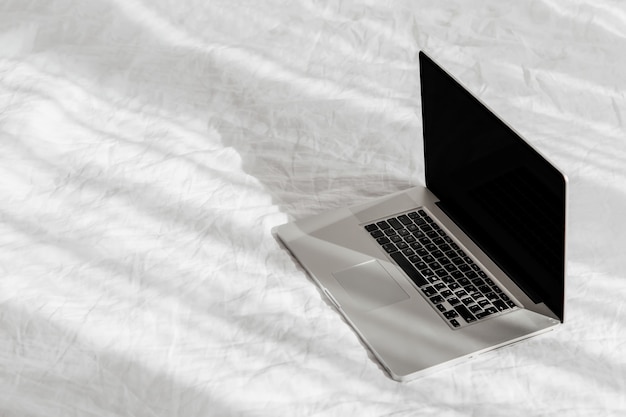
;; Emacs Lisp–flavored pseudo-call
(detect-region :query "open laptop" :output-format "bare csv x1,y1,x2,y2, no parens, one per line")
274,51,567,381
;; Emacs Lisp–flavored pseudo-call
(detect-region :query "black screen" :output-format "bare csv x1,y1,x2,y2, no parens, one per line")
419,52,566,321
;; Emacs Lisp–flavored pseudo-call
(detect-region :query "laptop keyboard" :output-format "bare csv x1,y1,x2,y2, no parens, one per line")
364,208,517,329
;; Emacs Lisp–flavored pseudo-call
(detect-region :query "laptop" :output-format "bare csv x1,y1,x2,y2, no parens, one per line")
274,51,567,381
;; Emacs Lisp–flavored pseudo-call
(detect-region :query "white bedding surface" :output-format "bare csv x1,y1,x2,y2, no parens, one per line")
1,0,626,415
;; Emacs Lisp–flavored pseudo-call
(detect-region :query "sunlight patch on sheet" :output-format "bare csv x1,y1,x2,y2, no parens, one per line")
108,0,418,127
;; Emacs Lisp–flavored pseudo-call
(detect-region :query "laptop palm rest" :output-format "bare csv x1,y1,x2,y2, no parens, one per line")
332,260,409,311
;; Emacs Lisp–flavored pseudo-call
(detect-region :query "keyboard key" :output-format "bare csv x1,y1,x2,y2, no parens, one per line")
425,243,437,252
432,249,445,259
365,224,378,232
478,299,491,308
370,230,384,238
465,271,478,279
452,257,464,265
472,278,485,286
475,311,491,319
464,284,477,294
448,282,460,290
422,285,437,296
427,275,440,283
450,319,460,327
383,243,397,253
454,305,476,322
444,310,458,319
486,292,499,301
470,292,483,301
377,220,391,229
427,261,441,270
469,304,482,313
492,300,508,311
398,215,412,225
448,297,460,306
479,285,491,294
415,261,428,270
390,252,428,287
376,237,390,245
408,211,419,219
437,304,447,312
435,268,447,277
388,218,404,230
430,295,444,304
390,235,402,243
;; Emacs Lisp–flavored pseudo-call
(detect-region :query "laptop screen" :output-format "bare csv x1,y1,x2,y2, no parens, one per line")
419,52,567,321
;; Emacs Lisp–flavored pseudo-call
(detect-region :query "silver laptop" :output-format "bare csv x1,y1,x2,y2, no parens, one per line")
274,51,567,381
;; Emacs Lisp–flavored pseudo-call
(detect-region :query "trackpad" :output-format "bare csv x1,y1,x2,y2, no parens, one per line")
332,260,409,311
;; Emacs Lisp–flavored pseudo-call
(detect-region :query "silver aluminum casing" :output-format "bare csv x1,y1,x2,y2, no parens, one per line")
274,52,568,381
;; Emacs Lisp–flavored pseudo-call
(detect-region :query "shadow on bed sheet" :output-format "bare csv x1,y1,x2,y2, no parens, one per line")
34,0,420,217
1,303,232,417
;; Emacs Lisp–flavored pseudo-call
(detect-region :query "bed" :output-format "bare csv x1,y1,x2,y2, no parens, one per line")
1,0,625,415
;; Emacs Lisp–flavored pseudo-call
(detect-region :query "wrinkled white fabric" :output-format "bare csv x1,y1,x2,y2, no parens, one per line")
1,0,625,416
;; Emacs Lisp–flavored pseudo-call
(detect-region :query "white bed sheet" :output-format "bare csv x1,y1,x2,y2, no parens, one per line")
1,0,626,415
